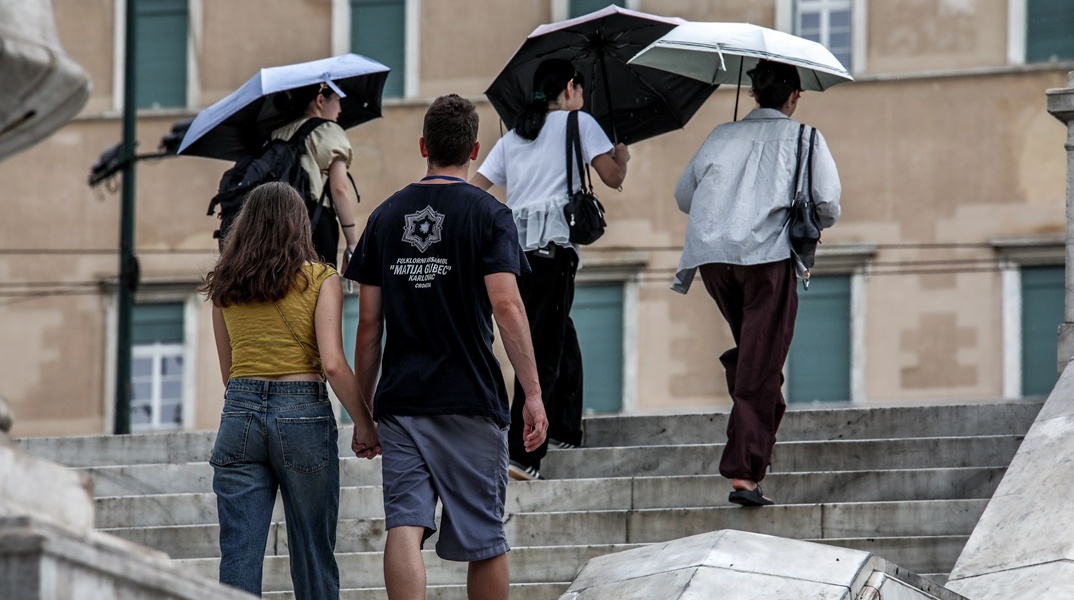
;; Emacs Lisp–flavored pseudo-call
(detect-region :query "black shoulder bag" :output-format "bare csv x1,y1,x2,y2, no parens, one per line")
789,124,821,288
563,110,607,245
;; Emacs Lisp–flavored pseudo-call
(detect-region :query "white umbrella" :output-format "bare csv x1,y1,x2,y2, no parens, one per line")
629,22,852,92
178,53,390,161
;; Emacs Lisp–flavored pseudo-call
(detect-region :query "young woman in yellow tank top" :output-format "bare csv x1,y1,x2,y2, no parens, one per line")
200,181,378,598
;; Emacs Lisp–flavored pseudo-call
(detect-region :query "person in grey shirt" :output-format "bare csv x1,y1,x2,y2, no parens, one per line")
673,59,841,506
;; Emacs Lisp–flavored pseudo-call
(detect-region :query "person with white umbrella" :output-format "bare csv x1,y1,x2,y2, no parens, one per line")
270,82,361,269
673,60,841,506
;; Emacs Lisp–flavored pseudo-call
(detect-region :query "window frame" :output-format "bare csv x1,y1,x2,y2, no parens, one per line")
994,236,1064,398
130,341,186,432
112,0,201,113
784,244,874,404
333,0,420,99
104,289,199,433
1009,0,1074,65
574,254,644,413
776,0,866,75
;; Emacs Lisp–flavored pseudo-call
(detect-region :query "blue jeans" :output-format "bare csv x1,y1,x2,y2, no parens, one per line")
210,378,340,599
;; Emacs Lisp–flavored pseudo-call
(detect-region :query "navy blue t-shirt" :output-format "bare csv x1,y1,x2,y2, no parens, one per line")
344,181,528,426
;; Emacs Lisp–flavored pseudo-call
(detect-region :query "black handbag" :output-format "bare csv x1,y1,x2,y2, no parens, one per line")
789,124,821,283
563,110,606,245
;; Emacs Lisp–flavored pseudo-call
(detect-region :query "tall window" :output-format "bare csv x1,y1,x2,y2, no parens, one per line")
131,303,185,430
568,0,623,19
133,0,188,109
795,0,853,72
1020,266,1063,396
787,275,852,403
573,282,624,413
1026,0,1074,63
350,0,406,98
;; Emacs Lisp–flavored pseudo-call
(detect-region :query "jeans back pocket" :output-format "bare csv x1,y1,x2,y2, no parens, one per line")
210,412,254,467
276,416,335,474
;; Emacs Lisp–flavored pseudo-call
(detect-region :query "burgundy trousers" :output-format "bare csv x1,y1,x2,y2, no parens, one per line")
699,260,798,483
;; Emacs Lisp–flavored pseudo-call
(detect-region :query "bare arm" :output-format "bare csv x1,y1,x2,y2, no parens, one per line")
469,173,494,191
485,272,546,451
315,274,379,459
590,143,630,189
355,284,384,414
328,159,360,252
211,305,232,387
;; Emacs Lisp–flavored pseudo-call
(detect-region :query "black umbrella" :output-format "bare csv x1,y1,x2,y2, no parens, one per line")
484,6,718,145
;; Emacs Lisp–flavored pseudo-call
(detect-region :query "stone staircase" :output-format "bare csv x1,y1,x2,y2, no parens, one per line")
16,400,1042,599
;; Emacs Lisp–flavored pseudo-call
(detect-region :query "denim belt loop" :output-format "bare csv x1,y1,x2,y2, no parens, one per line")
260,380,270,402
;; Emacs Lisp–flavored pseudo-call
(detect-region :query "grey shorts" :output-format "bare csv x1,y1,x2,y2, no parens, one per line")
379,414,510,562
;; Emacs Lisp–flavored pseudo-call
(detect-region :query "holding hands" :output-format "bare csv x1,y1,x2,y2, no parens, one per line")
351,422,381,460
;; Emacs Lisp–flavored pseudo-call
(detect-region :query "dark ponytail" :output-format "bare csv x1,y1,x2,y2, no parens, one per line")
515,59,577,141
747,60,802,109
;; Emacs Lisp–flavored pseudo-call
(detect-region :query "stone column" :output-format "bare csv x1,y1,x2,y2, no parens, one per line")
1046,72,1074,375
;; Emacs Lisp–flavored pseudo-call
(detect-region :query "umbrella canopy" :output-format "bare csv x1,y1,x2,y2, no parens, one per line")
485,6,718,145
629,22,853,91
178,53,390,161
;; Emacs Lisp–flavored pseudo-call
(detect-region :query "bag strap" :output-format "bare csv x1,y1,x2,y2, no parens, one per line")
806,127,818,202
566,111,591,195
791,123,806,204
273,301,326,382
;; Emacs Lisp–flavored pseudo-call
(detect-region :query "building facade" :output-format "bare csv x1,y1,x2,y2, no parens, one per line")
2,0,1072,436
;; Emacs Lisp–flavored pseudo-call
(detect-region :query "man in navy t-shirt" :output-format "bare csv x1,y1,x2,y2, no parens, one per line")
344,94,547,600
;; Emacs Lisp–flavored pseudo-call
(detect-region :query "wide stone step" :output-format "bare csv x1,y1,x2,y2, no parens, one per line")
541,435,1024,479
18,400,1042,468
95,467,1003,529
816,535,969,575
582,400,1042,447
173,544,642,591
80,434,1018,498
173,536,965,594
101,499,985,560
262,583,570,600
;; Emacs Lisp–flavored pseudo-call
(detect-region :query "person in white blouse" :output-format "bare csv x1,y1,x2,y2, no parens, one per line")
471,58,629,481
673,59,841,507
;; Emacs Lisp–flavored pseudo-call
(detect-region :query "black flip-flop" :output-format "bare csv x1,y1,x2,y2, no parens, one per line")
728,485,775,507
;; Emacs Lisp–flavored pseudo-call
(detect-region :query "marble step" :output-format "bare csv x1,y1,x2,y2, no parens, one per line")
101,499,986,560
582,400,1043,447
17,400,1041,468
79,435,1020,498
262,582,570,600
94,467,1004,528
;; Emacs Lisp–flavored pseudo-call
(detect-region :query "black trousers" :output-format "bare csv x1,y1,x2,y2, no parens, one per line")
509,246,584,469
699,259,798,484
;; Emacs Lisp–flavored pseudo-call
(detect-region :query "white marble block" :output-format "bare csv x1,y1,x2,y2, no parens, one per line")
559,530,965,600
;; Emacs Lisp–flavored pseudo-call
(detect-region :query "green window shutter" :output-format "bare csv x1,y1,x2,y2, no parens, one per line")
787,275,851,403
132,302,184,344
1021,266,1064,396
572,283,624,413
351,0,405,98
1026,0,1074,63
134,0,188,109
568,0,624,19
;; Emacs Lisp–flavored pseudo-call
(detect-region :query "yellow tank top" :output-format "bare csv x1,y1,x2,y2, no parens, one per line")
222,263,337,379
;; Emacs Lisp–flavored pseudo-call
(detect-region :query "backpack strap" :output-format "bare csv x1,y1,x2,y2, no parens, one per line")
806,127,818,200
290,117,329,144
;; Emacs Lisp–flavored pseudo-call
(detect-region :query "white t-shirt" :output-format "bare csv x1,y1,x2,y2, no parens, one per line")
477,110,613,251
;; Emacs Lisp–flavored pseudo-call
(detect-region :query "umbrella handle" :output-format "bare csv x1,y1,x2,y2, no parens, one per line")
733,59,744,122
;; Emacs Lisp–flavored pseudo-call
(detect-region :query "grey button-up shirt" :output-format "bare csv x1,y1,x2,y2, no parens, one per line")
672,108,841,293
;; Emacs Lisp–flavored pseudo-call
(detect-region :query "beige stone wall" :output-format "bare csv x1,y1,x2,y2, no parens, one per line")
2,0,1071,435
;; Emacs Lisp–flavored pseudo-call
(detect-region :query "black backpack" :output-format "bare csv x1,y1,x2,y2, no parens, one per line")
206,117,329,246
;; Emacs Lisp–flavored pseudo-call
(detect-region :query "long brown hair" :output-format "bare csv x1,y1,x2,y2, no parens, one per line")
200,182,318,307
